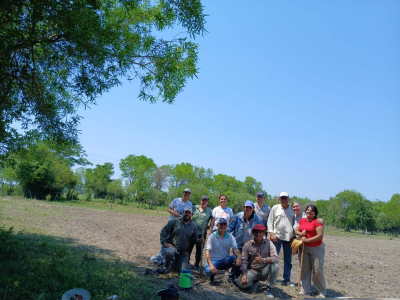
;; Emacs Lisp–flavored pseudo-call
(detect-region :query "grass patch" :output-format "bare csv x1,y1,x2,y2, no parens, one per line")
0,230,166,300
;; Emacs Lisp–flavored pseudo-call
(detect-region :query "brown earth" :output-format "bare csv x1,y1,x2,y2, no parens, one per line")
1,198,400,299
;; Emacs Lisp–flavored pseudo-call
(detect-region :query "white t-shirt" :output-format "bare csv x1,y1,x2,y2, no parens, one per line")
211,206,234,231
168,197,193,221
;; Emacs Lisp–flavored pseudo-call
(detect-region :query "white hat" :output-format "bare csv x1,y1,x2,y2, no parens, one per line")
183,188,191,193
184,206,192,213
279,192,289,198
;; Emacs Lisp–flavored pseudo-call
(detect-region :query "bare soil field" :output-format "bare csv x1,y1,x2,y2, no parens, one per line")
1,198,399,299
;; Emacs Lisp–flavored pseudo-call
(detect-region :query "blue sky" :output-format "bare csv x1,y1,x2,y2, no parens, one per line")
77,0,400,202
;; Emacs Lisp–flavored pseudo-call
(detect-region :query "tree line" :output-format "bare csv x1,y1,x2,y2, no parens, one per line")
0,141,399,234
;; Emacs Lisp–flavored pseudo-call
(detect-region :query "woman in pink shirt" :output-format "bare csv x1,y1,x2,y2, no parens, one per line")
295,205,326,298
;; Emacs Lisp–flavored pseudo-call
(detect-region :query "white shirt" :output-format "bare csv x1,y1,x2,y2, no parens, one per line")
267,204,295,241
168,198,193,221
211,206,234,231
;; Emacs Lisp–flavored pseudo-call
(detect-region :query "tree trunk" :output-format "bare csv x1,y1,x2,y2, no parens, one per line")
110,196,114,209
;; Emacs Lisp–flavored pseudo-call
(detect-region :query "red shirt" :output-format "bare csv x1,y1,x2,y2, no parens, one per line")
298,218,323,247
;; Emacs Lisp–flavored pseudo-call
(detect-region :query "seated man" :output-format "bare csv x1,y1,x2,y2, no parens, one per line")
204,218,241,284
160,206,204,272
237,224,279,298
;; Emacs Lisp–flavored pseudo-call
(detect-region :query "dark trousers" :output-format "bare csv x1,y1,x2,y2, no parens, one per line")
188,233,207,266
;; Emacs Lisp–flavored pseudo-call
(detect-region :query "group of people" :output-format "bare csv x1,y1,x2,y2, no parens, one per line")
150,188,326,298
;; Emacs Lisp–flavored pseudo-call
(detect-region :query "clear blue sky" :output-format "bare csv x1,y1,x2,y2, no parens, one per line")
77,0,400,202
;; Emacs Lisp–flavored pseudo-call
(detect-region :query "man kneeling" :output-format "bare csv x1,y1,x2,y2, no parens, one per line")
204,218,241,284
237,224,279,298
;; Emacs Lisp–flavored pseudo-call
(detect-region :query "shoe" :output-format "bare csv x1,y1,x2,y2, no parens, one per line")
251,280,259,292
318,293,326,298
209,275,215,284
264,286,274,298
298,287,310,296
227,278,236,287
282,280,288,286
290,282,295,287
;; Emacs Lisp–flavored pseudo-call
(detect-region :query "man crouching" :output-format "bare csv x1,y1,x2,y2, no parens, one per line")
160,206,205,272
204,218,241,284
237,224,279,298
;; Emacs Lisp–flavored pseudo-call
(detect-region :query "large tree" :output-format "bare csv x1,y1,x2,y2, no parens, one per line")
0,0,206,154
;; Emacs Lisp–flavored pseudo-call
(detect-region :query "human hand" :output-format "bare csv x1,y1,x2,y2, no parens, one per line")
210,265,217,274
301,236,308,243
255,253,264,264
301,230,306,237
241,274,248,284
269,233,278,243
235,256,241,266
317,218,324,224
164,243,173,248
199,238,205,245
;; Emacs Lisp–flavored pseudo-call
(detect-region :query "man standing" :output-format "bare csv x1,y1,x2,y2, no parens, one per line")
204,218,241,284
151,188,193,264
267,192,296,286
160,206,204,272
237,224,279,298
254,191,271,230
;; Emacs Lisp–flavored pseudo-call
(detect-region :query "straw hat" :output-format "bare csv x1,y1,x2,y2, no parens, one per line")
290,238,303,255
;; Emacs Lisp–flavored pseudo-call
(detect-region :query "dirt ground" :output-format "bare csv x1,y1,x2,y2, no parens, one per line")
2,199,400,299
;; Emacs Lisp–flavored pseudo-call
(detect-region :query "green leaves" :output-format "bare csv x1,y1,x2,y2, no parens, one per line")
0,0,206,154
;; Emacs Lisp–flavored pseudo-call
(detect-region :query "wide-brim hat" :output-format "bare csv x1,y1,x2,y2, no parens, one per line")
290,238,303,255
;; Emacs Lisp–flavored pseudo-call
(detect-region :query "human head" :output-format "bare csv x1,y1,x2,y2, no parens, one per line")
305,205,318,219
217,218,228,234
183,206,193,222
219,194,228,208
252,224,266,242
244,200,255,217
182,188,191,201
256,191,265,203
200,195,209,207
279,192,290,208
291,201,302,216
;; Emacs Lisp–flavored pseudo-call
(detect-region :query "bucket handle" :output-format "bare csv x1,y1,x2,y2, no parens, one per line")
185,274,193,281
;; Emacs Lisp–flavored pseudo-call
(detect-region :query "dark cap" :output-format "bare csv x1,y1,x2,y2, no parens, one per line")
257,191,265,197
251,224,267,233
201,195,209,201
218,218,228,225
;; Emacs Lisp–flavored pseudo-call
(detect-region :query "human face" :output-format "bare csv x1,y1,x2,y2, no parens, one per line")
305,207,315,219
244,206,254,216
292,203,301,216
219,196,227,208
182,191,191,201
253,230,265,241
256,195,265,204
279,196,290,208
217,222,227,234
200,198,208,208
183,210,192,222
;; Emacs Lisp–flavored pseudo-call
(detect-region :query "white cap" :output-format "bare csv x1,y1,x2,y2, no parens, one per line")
183,188,191,193
279,192,289,198
184,206,192,213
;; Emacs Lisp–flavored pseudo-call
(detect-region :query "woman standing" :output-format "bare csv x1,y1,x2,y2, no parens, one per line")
189,195,213,270
295,205,326,298
209,194,234,235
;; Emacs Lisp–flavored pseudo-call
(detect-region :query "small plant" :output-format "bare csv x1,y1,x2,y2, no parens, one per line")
46,194,52,201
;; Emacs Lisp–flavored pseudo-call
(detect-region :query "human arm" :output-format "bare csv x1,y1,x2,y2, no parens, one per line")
301,225,324,243
160,221,174,247
267,207,277,243
233,248,241,266
205,249,217,274
167,206,181,218
317,218,324,224
227,214,238,233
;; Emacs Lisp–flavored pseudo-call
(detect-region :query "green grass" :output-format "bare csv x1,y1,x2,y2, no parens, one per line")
0,230,166,300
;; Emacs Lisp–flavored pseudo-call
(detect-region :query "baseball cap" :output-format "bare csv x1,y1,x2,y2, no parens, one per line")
183,188,191,193
257,191,265,197
279,192,289,198
251,224,267,233
183,206,192,213
218,218,228,224
201,195,209,201
244,200,255,208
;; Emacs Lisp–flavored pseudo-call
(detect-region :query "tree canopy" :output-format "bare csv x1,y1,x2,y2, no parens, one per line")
0,0,206,154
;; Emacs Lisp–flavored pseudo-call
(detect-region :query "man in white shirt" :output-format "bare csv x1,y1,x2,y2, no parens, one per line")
267,192,295,286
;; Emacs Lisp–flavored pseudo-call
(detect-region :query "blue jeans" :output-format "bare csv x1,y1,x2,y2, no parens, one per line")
273,238,292,282
204,255,237,279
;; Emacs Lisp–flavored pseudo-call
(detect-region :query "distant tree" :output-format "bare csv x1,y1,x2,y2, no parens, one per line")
107,179,124,209
152,165,171,191
119,154,156,203
169,162,197,189
382,194,400,233
0,0,206,154
84,163,114,199
4,142,76,199
243,176,263,196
